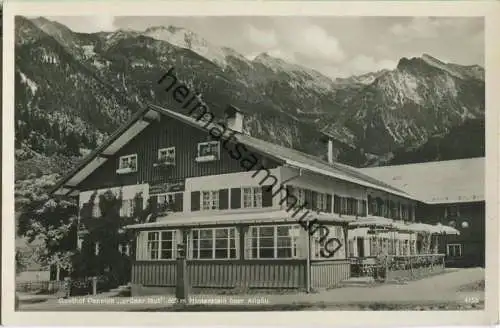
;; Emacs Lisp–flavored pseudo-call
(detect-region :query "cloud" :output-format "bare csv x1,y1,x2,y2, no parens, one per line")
390,17,441,39
284,24,345,62
267,49,297,63
245,25,278,48
389,17,483,41
90,15,117,32
346,55,397,76
46,16,117,33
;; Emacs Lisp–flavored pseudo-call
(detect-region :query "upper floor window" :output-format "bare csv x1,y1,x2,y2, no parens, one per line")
243,187,263,208
446,243,462,257
201,190,219,211
356,199,366,216
315,193,328,212
401,204,409,220
390,201,399,219
190,227,238,259
335,195,365,216
120,199,135,217
91,202,101,218
156,147,176,166
445,205,460,218
156,192,183,214
118,243,130,256
117,154,137,174
196,141,220,162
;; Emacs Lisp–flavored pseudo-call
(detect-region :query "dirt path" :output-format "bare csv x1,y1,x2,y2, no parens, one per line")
18,268,484,311
265,267,484,305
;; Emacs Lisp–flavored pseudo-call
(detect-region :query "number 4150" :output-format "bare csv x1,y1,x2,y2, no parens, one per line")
464,296,480,304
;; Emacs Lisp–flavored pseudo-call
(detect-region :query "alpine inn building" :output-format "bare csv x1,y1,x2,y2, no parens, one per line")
51,104,459,295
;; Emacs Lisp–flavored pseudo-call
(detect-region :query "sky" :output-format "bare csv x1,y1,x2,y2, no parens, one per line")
46,16,484,78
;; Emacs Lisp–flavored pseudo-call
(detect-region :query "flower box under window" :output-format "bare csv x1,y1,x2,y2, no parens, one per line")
117,154,138,174
154,147,176,167
195,141,220,162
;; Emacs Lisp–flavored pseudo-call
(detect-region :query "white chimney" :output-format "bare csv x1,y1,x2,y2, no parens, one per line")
321,133,340,164
327,139,334,164
225,104,244,133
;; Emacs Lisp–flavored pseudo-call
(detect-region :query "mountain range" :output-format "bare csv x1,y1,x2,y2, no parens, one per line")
14,16,485,185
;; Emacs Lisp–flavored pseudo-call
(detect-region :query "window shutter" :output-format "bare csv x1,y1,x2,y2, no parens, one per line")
262,185,273,207
219,189,229,210
149,196,158,218
305,189,312,209
191,191,200,211
311,191,318,210
286,185,295,208
326,194,332,213
333,195,340,214
230,188,241,209
136,231,146,260
133,196,144,217
174,193,183,212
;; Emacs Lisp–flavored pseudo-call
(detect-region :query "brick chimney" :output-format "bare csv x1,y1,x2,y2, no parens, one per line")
225,104,245,133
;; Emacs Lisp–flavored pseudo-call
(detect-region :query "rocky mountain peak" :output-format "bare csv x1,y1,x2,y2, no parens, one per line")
141,24,228,66
14,16,485,175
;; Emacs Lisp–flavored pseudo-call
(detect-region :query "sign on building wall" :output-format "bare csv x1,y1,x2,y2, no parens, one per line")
149,181,185,195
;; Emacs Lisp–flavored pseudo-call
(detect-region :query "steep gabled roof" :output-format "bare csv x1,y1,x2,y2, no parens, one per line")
359,158,485,204
51,104,412,199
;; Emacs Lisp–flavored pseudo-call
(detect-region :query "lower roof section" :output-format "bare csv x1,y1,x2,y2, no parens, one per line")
359,157,485,204
124,209,355,230
349,216,460,235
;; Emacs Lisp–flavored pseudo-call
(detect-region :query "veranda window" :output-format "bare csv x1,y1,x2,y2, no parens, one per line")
242,187,263,208
312,225,344,259
403,240,409,255
190,227,238,259
246,225,300,259
146,230,176,260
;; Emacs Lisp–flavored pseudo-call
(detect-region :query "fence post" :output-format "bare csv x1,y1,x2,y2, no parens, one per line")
384,256,389,282
92,276,97,296
409,256,414,279
64,277,71,298
175,243,189,304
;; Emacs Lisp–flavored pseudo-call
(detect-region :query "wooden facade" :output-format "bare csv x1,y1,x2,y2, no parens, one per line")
417,201,485,267
78,117,280,192
57,105,447,295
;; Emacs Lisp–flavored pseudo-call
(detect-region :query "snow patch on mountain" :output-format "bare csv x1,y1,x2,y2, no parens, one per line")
253,52,335,91
19,72,38,95
143,26,228,67
82,45,96,59
421,54,467,80
378,70,424,105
